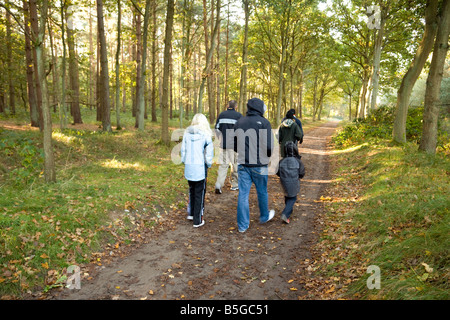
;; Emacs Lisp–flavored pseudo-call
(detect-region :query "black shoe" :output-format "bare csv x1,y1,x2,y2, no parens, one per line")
215,187,222,194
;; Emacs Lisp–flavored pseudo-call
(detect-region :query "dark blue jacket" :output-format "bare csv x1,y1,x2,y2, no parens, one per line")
233,98,274,167
215,108,242,149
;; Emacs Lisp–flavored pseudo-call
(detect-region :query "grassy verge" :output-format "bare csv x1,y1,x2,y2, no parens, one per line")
306,120,449,299
0,111,189,298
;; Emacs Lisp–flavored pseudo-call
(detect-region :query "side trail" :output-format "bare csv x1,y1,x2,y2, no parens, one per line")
54,120,339,300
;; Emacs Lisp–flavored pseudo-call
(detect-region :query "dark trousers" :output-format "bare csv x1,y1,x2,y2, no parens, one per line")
281,196,297,219
188,179,207,225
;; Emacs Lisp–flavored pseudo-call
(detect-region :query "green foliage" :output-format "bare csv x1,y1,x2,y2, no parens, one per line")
320,131,450,299
0,118,188,297
0,129,43,185
332,106,449,151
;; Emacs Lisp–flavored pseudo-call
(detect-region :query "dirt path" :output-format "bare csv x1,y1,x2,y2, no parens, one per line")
53,120,339,300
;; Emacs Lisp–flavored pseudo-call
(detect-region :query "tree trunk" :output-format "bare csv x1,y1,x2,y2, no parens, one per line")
35,0,55,182
30,0,44,130
151,0,158,122
23,0,39,127
97,0,111,132
208,0,215,122
275,2,291,124
238,0,249,113
66,4,82,124
393,0,439,143
419,0,450,153
137,0,152,131
6,2,15,115
358,70,370,119
134,8,142,126
115,0,122,130
60,0,68,129
370,4,388,111
198,0,220,114
161,0,175,144
224,1,230,106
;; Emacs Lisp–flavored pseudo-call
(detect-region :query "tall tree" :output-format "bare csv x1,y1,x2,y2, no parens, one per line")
97,0,111,132
35,0,55,182
392,0,439,143
238,0,250,113
5,0,15,115
136,0,152,131
115,0,122,130
23,0,39,127
151,0,158,122
161,0,175,144
419,0,450,153
197,0,220,114
66,2,82,124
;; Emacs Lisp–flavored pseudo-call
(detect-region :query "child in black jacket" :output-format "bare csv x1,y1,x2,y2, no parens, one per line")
276,141,305,224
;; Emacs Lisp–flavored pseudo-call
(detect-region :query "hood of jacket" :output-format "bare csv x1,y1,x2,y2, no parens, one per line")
284,140,299,158
246,98,266,117
281,119,295,128
186,125,207,139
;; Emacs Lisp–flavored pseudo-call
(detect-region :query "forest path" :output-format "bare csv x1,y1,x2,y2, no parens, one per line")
54,120,339,300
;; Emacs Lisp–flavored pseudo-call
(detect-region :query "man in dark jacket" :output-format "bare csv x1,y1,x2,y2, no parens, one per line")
233,97,275,233
276,141,305,224
214,100,242,194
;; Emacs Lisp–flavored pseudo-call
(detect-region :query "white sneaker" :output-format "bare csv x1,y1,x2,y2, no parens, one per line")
193,220,205,228
268,209,275,222
261,210,275,224
187,215,193,220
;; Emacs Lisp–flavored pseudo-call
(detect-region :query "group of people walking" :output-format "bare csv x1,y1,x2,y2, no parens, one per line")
180,97,304,232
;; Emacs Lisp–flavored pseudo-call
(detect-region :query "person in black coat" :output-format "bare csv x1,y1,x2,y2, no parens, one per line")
276,141,305,224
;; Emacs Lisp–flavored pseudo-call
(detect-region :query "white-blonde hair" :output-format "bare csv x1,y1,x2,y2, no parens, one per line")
190,113,212,136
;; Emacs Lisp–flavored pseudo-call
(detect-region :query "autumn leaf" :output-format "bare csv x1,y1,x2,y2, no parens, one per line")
41,262,49,269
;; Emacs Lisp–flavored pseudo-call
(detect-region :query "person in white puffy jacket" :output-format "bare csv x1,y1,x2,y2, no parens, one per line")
181,113,214,228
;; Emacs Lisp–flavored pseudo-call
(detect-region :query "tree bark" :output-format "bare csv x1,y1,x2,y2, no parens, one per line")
6,1,15,115
136,0,152,131
115,0,122,130
30,0,44,130
23,0,39,127
66,3,82,124
238,0,250,114
151,0,157,122
392,0,439,143
198,0,220,114
419,0,450,153
369,3,388,111
97,0,111,132
35,0,56,182
161,0,175,144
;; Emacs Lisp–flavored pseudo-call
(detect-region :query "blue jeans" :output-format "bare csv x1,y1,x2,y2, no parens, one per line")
282,196,297,219
237,165,270,232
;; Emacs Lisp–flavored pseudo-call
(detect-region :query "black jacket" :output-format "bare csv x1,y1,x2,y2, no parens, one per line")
215,108,242,149
277,141,305,197
233,98,273,167
278,119,303,158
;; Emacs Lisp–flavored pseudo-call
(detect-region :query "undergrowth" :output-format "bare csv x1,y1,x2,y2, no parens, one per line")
312,108,450,300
